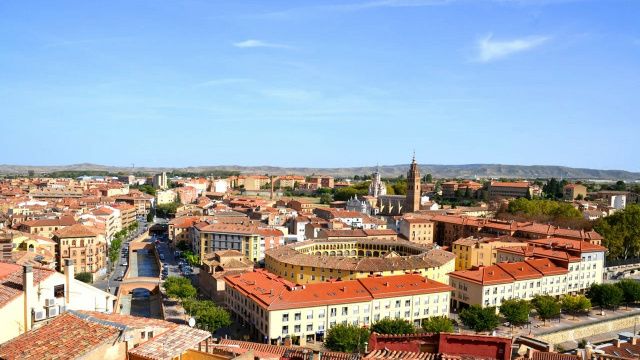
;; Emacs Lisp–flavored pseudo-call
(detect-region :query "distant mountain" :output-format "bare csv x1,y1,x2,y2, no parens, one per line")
1,163,639,180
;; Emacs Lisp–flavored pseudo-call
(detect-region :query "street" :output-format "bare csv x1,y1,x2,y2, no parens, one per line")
92,220,149,294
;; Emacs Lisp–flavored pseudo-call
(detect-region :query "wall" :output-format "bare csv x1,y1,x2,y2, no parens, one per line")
536,313,640,345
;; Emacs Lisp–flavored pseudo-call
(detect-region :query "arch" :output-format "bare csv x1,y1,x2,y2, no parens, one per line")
72,240,76,246
366,251,372,257
28,244,35,252
373,251,380,257
80,240,84,247
323,251,329,256
315,252,321,256
337,251,343,256
330,251,336,256
358,250,365,257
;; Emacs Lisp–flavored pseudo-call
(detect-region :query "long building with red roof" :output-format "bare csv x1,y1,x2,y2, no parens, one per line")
224,269,453,345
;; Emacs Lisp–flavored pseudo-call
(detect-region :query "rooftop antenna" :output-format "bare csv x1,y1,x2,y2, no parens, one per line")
131,163,135,174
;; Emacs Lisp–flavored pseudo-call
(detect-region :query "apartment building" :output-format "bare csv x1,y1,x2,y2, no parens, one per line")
450,238,606,309
449,258,570,310
309,175,335,189
289,200,315,215
224,270,453,345
192,222,262,263
155,189,177,205
399,217,434,244
431,215,603,248
274,175,305,188
16,216,77,239
111,203,136,229
90,206,121,242
487,182,532,199
113,191,154,216
52,224,107,280
563,184,587,200
451,236,529,270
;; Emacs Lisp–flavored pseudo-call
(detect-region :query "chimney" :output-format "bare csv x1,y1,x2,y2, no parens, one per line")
385,282,389,287
632,337,638,345
613,339,621,348
270,176,274,200
23,265,33,333
65,259,74,304
343,286,347,292
585,344,593,359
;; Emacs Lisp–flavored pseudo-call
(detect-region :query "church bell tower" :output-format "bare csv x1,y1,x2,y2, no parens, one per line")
405,153,421,213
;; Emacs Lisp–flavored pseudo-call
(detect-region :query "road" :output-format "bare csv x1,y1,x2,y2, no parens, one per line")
92,220,150,294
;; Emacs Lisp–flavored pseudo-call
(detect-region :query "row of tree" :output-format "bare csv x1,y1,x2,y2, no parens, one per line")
594,204,640,259
163,277,232,332
108,222,139,266
507,198,583,219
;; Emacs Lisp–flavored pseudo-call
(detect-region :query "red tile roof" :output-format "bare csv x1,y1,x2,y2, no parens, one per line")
0,262,56,309
128,325,211,360
0,311,121,359
53,223,99,238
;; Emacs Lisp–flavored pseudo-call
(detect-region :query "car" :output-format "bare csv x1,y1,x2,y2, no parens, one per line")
161,269,169,276
155,239,161,244
116,276,123,281
159,254,165,260
122,261,128,266
123,253,128,258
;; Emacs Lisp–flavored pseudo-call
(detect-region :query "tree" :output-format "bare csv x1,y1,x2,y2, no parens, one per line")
74,272,92,283
459,305,499,333
616,180,626,191
576,194,584,200
177,241,188,251
615,279,640,309
588,283,623,311
421,316,454,333
370,318,416,335
163,276,197,300
324,323,370,353
499,299,530,331
183,299,232,332
532,295,560,325
392,182,407,195
156,202,181,218
561,295,592,320
424,174,433,183
320,194,333,205
183,250,200,266
28,170,35,178
146,213,154,222
594,204,640,259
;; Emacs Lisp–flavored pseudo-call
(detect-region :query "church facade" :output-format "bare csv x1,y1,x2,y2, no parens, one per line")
377,155,422,216
368,166,387,198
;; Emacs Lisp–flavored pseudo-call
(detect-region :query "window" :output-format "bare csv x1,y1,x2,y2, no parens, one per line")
141,331,146,339
404,311,410,318
282,326,289,335
319,310,325,318
295,312,301,321
54,284,65,298
294,325,301,333
282,314,289,322
353,306,359,315
307,324,313,331
342,307,348,316
395,300,401,308
307,310,313,319
405,300,411,307
330,308,337,317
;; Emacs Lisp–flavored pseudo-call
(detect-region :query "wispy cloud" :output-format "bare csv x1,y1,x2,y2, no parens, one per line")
195,78,254,87
476,34,549,62
233,40,292,49
259,88,320,102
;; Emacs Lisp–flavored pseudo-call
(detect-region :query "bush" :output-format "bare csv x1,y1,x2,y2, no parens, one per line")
74,272,92,283
324,323,370,353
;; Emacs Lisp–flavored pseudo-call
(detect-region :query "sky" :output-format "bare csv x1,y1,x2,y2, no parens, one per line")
1,0,639,171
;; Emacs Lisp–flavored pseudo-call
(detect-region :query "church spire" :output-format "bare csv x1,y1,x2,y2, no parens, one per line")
412,150,416,164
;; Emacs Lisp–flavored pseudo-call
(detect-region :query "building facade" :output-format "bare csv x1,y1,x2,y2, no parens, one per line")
405,155,421,213
224,270,453,345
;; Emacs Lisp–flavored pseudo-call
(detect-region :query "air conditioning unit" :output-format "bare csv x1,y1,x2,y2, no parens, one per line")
34,310,46,322
45,298,56,307
47,306,59,318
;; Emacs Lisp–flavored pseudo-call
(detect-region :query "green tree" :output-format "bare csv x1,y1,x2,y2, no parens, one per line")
183,250,200,266
370,318,416,335
588,283,623,311
156,202,181,218
74,272,92,283
183,299,232,332
532,295,560,325
560,295,592,320
392,182,407,195
424,174,433,183
576,194,584,200
594,204,640,259
324,323,370,353
616,180,626,191
615,279,640,309
499,299,530,331
163,276,197,300
459,305,500,333
320,194,333,205
421,316,454,333
28,170,35,178
464,187,471,198
147,213,154,222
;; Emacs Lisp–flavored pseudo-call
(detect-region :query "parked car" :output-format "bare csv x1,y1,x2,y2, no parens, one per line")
159,254,165,260
116,276,123,281
161,269,168,276
122,261,128,266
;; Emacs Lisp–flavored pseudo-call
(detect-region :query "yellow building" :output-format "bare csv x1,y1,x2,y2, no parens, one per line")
265,238,455,285
451,235,528,270
224,269,453,345
155,189,177,205
191,221,261,263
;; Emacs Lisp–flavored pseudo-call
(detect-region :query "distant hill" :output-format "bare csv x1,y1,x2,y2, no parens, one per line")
1,163,639,180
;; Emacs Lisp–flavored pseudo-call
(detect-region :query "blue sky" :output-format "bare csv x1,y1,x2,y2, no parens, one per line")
1,0,639,171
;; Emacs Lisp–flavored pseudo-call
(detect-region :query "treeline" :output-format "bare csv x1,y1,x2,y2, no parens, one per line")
594,204,640,259
497,198,593,231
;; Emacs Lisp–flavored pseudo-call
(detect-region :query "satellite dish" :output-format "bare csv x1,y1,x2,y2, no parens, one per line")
188,317,196,327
